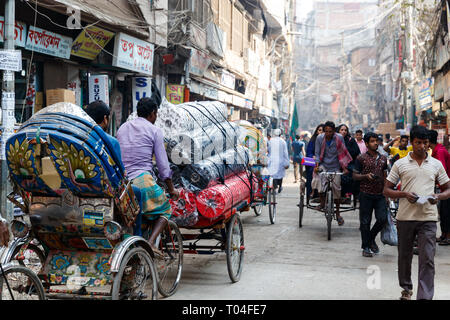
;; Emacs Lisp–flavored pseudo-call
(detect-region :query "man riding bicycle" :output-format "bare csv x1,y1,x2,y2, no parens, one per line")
314,121,353,226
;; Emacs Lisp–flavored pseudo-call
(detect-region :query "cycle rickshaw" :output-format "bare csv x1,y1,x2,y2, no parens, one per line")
298,168,358,240
1,103,183,299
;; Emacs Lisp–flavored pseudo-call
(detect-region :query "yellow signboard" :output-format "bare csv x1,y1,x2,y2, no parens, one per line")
71,26,115,60
166,84,185,104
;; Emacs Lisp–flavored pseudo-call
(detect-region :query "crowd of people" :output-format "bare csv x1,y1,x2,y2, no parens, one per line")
288,121,450,300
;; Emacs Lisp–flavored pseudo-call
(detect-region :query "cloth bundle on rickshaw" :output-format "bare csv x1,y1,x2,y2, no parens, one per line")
195,172,255,220
180,145,250,192
165,121,241,165
169,189,198,227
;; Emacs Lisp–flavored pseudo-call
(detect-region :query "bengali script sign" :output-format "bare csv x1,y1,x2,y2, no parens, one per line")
0,16,27,47
71,26,115,60
166,84,185,104
112,32,154,75
25,26,72,59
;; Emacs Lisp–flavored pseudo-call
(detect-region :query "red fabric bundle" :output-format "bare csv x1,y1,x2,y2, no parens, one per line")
196,173,252,219
169,189,198,226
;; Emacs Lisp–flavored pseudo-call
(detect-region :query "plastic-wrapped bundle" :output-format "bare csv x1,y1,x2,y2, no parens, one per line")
169,189,198,227
195,173,252,219
180,146,250,192
155,99,228,137
166,121,241,165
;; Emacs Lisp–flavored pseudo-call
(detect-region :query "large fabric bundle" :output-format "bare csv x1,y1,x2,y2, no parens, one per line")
166,121,241,165
155,100,228,136
195,172,253,219
180,145,250,192
169,189,198,227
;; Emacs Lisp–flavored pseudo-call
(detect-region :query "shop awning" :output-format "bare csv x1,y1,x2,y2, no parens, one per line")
36,0,150,38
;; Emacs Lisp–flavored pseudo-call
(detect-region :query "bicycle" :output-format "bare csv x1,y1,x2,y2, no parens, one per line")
0,262,46,300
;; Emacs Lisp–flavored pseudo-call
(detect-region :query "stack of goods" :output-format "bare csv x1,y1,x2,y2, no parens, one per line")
151,99,253,227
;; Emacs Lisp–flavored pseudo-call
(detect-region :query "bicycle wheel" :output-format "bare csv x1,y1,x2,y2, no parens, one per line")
11,243,46,275
226,214,244,283
253,204,263,216
111,247,158,300
298,193,304,228
268,188,277,224
0,264,46,300
156,221,183,297
326,190,333,241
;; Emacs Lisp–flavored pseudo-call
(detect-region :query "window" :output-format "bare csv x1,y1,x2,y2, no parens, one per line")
368,59,376,67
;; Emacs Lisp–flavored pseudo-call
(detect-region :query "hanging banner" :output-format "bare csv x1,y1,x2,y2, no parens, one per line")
419,78,433,110
88,75,109,105
189,48,211,77
112,32,154,75
166,84,185,104
71,26,115,60
0,17,27,47
25,26,72,59
132,77,152,112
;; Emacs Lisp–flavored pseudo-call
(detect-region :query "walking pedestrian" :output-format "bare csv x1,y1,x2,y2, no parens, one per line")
428,130,450,245
292,134,305,183
384,125,450,300
352,132,388,257
267,128,290,193
355,129,367,154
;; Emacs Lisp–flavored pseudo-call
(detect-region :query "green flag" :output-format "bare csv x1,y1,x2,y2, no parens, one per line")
290,102,299,140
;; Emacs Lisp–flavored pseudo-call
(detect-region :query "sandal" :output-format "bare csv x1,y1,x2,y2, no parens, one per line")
337,216,344,226
438,238,450,246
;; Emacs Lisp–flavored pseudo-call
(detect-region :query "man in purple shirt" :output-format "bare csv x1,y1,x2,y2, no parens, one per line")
117,96,179,255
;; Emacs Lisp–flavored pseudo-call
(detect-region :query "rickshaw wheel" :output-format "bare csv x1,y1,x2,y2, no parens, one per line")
226,214,244,283
111,247,158,300
253,204,263,216
326,190,333,241
298,193,304,228
156,221,183,298
0,264,46,300
268,188,276,224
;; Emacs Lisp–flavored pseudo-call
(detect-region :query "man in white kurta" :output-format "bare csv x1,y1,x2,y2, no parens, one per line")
267,129,290,193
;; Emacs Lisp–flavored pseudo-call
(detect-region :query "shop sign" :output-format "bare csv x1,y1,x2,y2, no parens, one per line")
166,84,185,104
0,17,27,47
71,26,115,60
232,95,246,108
0,50,22,71
419,78,433,110
244,99,253,110
113,32,154,75
88,75,109,105
189,22,206,50
220,70,235,90
218,90,233,104
25,26,72,59
189,48,211,77
132,77,152,112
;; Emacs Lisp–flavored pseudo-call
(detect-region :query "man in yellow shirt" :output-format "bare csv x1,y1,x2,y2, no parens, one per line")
384,135,412,159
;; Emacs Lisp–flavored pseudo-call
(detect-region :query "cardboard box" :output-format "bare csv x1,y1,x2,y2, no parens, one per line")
46,89,76,106
34,92,44,113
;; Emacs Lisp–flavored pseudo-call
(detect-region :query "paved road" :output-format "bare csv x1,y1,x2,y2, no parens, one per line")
167,169,450,300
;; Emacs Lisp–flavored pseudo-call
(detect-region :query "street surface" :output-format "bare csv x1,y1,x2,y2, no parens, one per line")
167,169,450,300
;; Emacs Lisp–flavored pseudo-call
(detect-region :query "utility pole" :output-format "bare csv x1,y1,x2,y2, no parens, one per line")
402,0,415,130
0,0,16,221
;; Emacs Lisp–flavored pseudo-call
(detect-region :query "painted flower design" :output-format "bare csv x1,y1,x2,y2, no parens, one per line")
50,137,97,180
7,138,33,177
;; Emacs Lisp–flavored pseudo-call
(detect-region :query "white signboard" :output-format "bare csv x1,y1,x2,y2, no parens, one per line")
132,77,153,112
88,75,109,105
112,32,154,75
0,17,27,47
220,70,235,90
25,26,72,59
0,50,22,71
